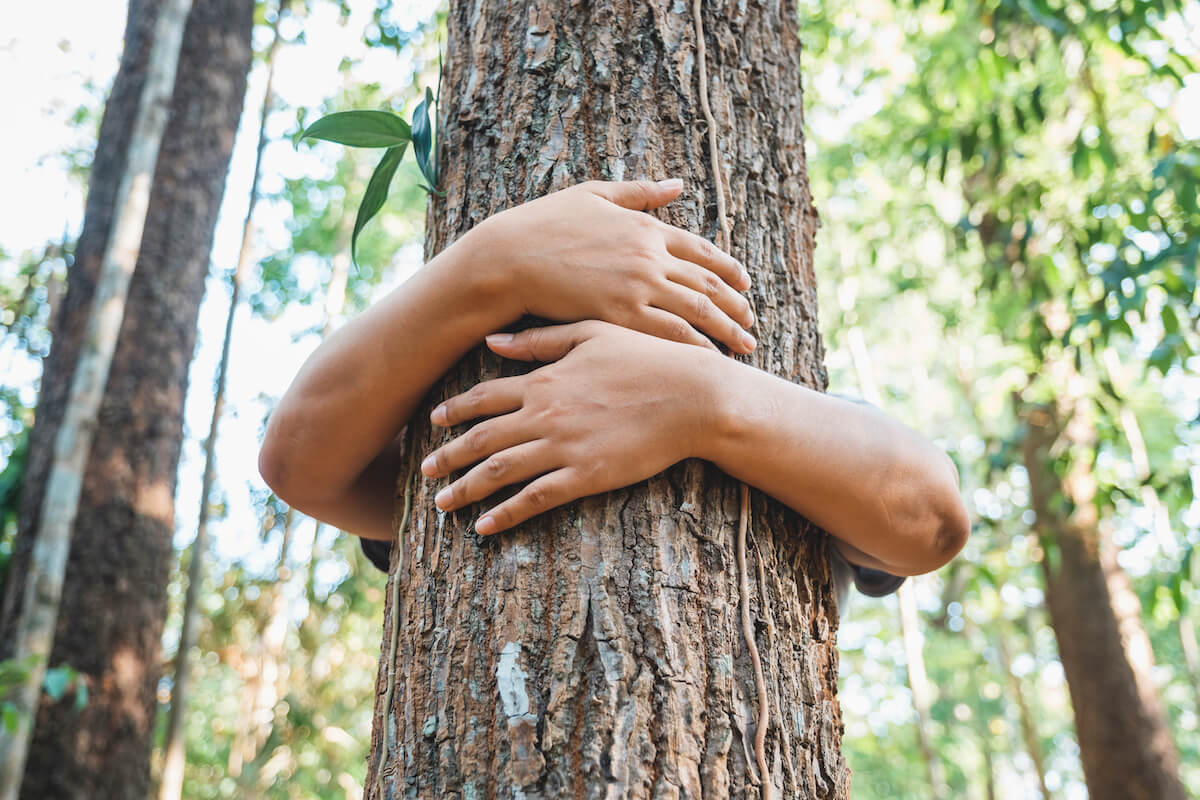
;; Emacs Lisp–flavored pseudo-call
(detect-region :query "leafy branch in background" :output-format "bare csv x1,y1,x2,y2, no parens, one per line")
300,86,439,266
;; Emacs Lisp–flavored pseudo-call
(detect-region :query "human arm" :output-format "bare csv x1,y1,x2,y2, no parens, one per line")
423,321,969,576
257,180,756,539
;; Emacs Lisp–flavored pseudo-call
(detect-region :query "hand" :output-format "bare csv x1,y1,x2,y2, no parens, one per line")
420,321,724,535
473,179,757,354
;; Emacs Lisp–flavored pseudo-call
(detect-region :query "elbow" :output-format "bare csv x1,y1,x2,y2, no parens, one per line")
258,434,294,505
883,457,971,576
912,463,971,573
930,496,970,570
258,409,308,509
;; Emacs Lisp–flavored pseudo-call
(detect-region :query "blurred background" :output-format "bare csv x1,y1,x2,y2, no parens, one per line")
0,0,1197,797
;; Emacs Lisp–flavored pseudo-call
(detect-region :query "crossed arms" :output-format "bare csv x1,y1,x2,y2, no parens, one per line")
258,180,970,577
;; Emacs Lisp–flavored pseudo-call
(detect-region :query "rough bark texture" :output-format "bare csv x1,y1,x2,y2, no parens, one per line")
0,0,252,795
1021,399,1187,800
365,1,846,798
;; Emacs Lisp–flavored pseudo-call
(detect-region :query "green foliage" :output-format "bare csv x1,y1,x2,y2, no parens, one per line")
298,82,439,265
803,0,1198,793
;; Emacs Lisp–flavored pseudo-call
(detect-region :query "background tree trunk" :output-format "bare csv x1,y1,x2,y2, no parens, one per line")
0,0,252,795
157,11,284,797
365,1,845,798
1021,397,1187,800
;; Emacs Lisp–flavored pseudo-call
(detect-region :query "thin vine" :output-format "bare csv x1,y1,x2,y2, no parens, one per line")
692,1,773,795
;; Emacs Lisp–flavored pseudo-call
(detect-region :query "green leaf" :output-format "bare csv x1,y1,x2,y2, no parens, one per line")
351,143,408,265
74,679,88,711
2,702,17,733
300,111,411,148
1072,134,1090,179
43,667,69,701
412,87,436,189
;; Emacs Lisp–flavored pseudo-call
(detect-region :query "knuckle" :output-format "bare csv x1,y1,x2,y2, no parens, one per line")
698,238,718,262
484,455,508,478
525,484,549,510
465,426,489,455
704,271,722,298
692,292,710,320
668,318,692,342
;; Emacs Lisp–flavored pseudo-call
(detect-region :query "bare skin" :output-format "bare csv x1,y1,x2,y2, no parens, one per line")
259,179,969,577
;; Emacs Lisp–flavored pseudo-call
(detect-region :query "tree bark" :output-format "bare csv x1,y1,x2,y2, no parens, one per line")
364,1,844,798
1020,397,1187,800
157,9,283,797
0,0,252,796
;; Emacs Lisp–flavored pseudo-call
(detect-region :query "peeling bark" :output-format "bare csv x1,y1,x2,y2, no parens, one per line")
364,1,845,798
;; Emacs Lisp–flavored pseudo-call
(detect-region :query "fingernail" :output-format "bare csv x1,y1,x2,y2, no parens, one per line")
476,515,496,535
431,404,447,425
741,331,757,352
486,333,513,346
656,178,683,191
420,454,437,476
435,487,452,508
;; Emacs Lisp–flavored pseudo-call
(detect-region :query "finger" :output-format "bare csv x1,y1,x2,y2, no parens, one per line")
433,439,559,513
666,259,755,329
485,322,605,362
653,283,757,354
662,226,749,291
421,412,532,478
432,375,525,427
475,468,583,535
580,178,683,211
636,307,720,352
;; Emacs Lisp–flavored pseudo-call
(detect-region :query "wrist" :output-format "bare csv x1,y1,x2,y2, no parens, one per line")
690,351,749,464
438,220,522,326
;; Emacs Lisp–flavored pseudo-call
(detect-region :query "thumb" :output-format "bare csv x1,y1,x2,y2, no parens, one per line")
486,322,602,362
583,178,683,211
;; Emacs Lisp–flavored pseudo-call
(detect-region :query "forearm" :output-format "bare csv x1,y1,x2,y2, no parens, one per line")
701,358,969,575
258,227,512,539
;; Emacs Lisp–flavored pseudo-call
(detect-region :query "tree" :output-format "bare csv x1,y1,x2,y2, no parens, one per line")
0,0,252,795
157,7,286,798
363,1,846,797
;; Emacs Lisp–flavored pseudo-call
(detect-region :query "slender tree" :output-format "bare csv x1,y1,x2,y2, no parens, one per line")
156,7,286,797
365,1,846,797
0,0,252,795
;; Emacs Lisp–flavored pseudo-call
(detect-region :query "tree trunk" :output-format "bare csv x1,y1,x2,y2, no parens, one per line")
897,583,947,800
994,629,1049,800
0,0,252,796
1020,397,1187,800
365,1,844,798
157,9,283,796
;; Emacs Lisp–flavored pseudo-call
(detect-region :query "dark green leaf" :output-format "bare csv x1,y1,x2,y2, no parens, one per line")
300,111,411,148
352,143,408,265
412,87,436,189
2,703,17,733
